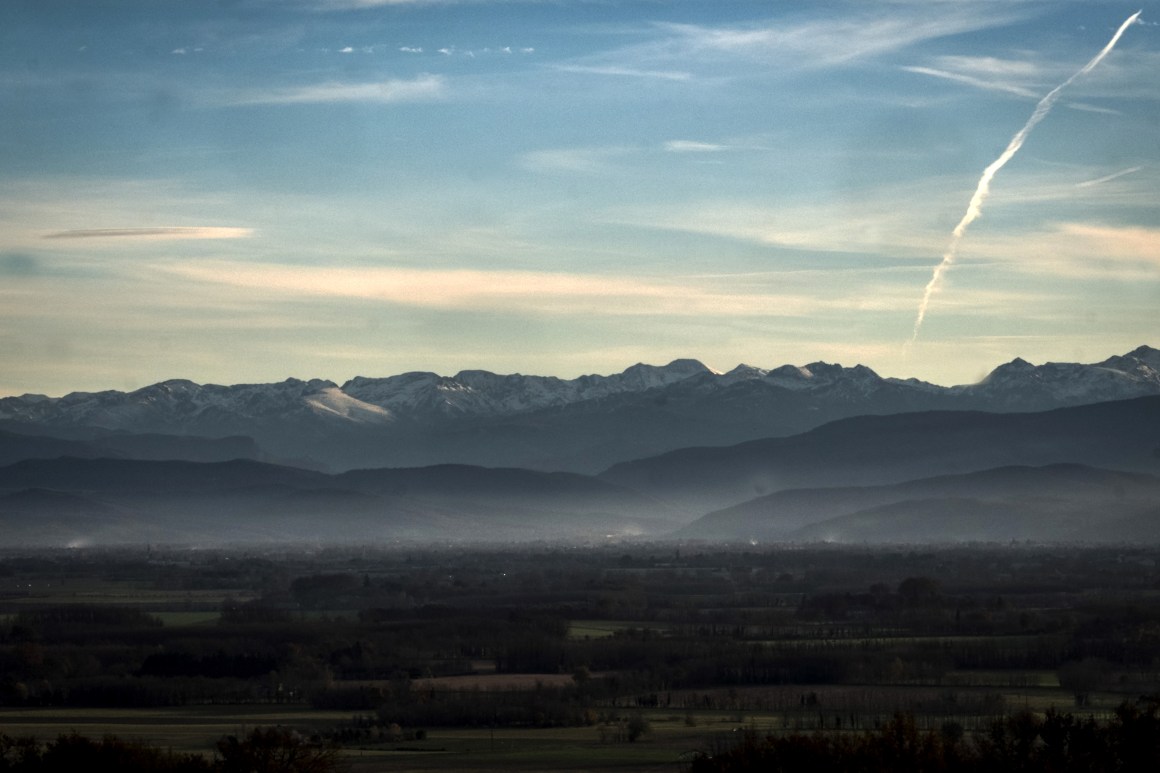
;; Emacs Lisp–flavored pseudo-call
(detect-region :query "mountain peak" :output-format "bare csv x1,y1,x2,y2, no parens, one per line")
663,358,714,375
1119,345,1160,368
725,364,767,379
800,361,881,380
619,359,711,385
153,378,200,390
286,377,338,391
983,357,1034,379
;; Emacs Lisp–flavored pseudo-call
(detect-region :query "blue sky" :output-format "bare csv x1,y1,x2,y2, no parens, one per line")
1,0,1157,395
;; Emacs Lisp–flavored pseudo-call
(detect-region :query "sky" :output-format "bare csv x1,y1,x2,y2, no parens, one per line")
1,0,1157,396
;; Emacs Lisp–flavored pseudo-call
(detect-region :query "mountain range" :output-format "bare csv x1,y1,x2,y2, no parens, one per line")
0,345,1158,547
2,345,1157,474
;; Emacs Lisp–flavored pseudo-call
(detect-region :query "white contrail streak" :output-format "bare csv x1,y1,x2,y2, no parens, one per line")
1075,164,1144,188
910,10,1141,343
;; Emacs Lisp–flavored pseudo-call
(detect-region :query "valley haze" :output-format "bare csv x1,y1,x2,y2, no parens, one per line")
1,346,1158,548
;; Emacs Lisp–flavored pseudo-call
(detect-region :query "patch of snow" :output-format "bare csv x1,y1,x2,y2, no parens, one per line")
305,387,394,424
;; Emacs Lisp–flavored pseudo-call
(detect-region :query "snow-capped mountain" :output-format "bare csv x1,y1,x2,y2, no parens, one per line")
952,345,1160,409
340,358,714,418
730,361,888,394
0,378,364,432
1,346,1157,473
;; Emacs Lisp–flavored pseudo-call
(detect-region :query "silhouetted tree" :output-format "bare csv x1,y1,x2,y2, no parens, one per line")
215,728,343,773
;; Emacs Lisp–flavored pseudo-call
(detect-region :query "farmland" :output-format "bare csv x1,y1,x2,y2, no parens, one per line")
2,543,1159,770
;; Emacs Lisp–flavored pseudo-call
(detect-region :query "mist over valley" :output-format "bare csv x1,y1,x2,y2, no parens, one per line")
2,346,1157,548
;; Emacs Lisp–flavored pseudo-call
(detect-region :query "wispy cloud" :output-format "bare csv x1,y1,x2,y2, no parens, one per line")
930,55,1043,80
1051,222,1160,265
520,146,629,175
548,7,1028,96
1063,102,1122,115
228,74,444,105
161,260,907,319
1076,166,1144,188
44,227,254,240
932,220,1160,283
609,194,952,260
903,55,1129,111
653,10,1026,69
610,147,1158,266
901,65,1040,98
664,140,728,153
435,45,534,58
900,53,1048,95
307,0,471,8
552,64,692,81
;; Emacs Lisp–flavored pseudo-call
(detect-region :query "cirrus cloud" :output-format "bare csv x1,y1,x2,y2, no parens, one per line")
160,260,903,319
664,140,728,153
44,227,254,240
227,74,445,105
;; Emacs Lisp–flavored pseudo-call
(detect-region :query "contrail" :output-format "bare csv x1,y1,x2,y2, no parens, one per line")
1075,164,1143,188
910,10,1141,343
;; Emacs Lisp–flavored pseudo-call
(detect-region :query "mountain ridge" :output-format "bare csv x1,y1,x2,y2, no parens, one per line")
678,463,1160,543
600,395,1160,515
2,394,1158,547
1,346,1157,474
0,455,673,546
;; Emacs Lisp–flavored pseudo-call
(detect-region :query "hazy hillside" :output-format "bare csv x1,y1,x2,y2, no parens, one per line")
0,430,118,467
679,464,1160,544
601,396,1160,516
0,457,669,546
1,348,1158,548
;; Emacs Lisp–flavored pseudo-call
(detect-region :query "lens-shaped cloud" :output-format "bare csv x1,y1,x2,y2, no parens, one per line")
45,227,254,240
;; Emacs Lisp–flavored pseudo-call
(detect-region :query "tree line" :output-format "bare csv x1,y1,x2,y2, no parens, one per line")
690,699,1160,772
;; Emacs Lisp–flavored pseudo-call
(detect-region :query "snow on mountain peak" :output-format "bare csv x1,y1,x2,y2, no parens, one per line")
305,387,393,424
2,347,1158,442
763,364,814,390
979,357,1036,385
722,364,768,383
339,360,715,418
965,348,1160,407
761,361,882,391
1101,345,1160,374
